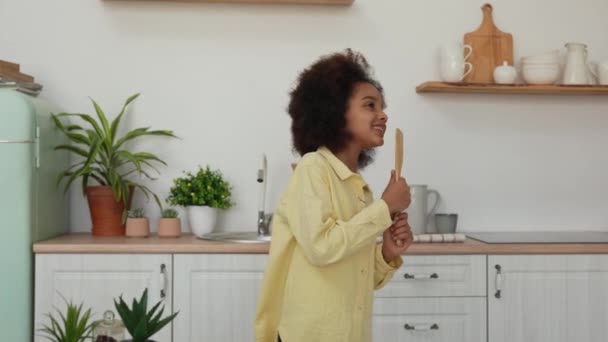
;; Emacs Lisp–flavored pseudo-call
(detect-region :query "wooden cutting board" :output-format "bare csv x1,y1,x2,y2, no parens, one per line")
463,3,513,83
0,59,34,82
0,60,19,73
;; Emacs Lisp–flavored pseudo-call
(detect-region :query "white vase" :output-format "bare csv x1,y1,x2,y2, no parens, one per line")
186,206,218,237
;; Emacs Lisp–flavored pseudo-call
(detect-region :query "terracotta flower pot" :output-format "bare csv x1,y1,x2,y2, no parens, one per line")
126,218,150,237
86,186,133,236
158,218,181,238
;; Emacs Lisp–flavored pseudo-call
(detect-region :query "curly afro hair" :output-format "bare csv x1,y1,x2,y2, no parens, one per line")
288,48,384,168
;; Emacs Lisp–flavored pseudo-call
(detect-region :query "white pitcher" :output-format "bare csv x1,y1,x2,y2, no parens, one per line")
562,43,595,85
405,185,440,235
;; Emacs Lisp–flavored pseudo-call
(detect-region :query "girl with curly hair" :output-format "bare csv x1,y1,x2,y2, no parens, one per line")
255,49,412,342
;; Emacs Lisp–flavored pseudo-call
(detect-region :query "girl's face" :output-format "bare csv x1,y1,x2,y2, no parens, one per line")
345,82,388,150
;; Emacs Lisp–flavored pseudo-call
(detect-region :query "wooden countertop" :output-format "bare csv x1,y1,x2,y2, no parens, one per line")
33,233,608,254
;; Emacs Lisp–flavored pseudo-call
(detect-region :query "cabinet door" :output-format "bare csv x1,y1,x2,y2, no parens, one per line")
173,254,268,342
373,297,486,342
35,254,172,342
488,255,608,342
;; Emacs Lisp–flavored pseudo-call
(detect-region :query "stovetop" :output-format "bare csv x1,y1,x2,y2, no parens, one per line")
466,231,608,244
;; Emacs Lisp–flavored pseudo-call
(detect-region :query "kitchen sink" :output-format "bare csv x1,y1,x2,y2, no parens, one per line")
198,231,271,244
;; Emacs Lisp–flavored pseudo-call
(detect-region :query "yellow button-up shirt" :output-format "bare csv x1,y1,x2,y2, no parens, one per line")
255,147,403,342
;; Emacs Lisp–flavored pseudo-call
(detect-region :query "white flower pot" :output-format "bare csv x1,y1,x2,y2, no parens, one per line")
187,206,218,237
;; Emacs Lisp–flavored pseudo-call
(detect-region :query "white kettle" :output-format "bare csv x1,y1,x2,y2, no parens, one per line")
405,185,440,235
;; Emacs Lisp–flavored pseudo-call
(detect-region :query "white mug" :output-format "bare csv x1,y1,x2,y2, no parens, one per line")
440,43,473,82
441,42,473,61
441,60,473,82
598,61,608,85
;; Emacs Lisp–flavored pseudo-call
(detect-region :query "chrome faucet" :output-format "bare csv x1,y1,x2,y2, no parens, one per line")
257,154,272,236
258,211,273,237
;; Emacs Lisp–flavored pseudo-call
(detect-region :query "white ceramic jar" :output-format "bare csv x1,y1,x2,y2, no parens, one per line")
493,61,517,84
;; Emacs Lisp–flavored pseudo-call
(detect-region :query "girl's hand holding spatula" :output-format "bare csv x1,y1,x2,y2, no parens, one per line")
381,170,412,262
382,212,413,262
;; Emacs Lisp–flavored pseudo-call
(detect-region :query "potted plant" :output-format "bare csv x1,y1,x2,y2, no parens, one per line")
125,208,149,237
158,208,181,238
167,166,233,237
38,297,97,342
113,289,178,342
51,93,176,236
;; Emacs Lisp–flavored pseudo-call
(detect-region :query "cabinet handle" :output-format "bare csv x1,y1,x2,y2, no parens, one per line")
404,323,439,331
160,263,167,299
494,264,502,299
403,273,439,280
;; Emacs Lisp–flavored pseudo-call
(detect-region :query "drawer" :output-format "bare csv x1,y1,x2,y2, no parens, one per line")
376,255,486,297
373,297,486,342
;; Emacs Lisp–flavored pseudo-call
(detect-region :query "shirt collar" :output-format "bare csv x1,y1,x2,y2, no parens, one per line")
317,146,363,183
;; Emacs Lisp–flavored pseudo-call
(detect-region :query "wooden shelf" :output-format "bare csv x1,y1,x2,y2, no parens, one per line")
124,0,354,4
416,81,608,95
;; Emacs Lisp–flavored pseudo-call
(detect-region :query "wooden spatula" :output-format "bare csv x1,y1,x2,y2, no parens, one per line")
395,128,403,182
394,128,404,246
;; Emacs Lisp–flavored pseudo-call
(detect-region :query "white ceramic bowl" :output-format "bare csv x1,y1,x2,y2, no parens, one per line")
522,61,560,68
522,57,560,66
522,50,560,60
522,65,560,84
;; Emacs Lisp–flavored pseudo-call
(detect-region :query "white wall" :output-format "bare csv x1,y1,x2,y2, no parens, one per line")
2,0,608,233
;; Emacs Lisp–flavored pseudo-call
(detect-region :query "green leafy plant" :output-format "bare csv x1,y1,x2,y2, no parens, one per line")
161,208,179,218
51,93,177,211
167,166,234,209
38,297,97,342
128,208,146,218
114,289,178,342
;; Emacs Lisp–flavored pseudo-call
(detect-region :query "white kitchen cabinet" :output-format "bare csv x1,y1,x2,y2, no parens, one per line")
34,254,172,342
173,254,268,342
373,297,486,342
373,255,487,342
375,255,486,298
488,255,608,342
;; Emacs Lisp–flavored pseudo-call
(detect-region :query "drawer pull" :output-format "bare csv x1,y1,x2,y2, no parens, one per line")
494,264,502,299
404,323,439,331
403,272,439,280
160,263,167,299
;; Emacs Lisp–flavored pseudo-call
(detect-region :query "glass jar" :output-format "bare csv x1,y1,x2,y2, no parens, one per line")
92,310,125,342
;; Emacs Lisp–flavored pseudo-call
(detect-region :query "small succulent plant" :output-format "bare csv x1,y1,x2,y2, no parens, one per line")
114,289,178,342
127,208,146,218
161,208,178,219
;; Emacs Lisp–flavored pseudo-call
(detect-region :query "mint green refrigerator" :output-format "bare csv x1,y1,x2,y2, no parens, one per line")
0,88,69,341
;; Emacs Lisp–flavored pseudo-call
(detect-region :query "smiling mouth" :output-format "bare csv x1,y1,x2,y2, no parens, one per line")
373,126,386,135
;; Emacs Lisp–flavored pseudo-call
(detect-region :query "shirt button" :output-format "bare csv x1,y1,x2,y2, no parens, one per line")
358,305,363,311
360,268,367,275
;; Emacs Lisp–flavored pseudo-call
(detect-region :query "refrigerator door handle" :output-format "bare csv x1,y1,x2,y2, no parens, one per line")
0,140,35,143
35,126,40,168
